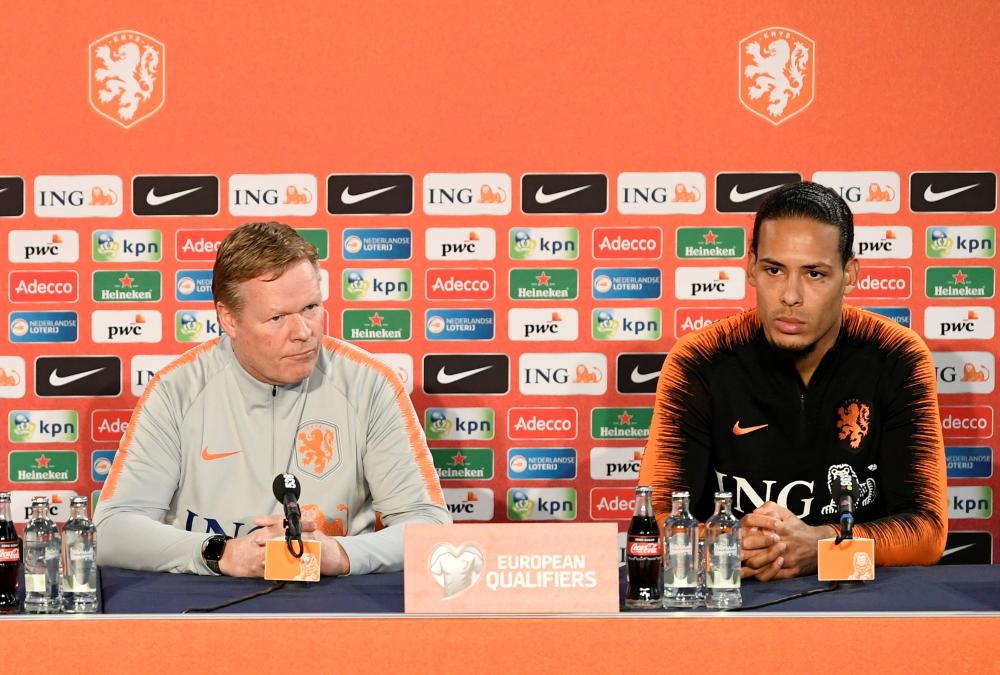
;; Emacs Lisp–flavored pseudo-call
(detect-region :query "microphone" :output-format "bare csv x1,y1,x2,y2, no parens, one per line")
272,473,302,541
831,474,856,544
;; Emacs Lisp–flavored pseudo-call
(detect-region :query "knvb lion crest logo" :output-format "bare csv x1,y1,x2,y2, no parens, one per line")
295,420,342,479
89,30,165,128
740,27,814,125
836,399,870,450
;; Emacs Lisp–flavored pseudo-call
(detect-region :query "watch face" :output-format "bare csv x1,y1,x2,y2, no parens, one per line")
203,535,227,561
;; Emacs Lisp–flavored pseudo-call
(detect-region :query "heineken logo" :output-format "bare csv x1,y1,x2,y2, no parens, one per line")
9,451,77,482
925,267,994,299
341,309,410,341
676,227,745,259
590,408,653,439
431,448,494,480
508,268,578,300
93,270,162,302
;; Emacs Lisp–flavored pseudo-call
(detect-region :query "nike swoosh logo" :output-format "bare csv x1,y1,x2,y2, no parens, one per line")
923,183,979,203
48,368,104,387
729,184,784,203
630,367,660,384
437,365,492,384
732,421,769,436
941,543,976,557
201,446,241,461
146,186,203,206
535,185,590,205
0,187,7,194
341,185,396,205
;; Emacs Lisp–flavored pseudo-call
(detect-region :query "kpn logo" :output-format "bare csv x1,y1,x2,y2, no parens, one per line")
93,230,162,262
175,310,224,342
927,226,996,259
9,410,79,443
591,308,661,340
341,268,412,301
507,488,577,521
423,407,495,441
509,228,579,260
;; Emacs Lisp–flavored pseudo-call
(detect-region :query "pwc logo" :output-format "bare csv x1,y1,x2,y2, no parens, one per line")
812,172,901,214
8,271,79,304
176,229,229,262
133,175,219,216
7,231,79,264
739,27,814,125
34,175,123,217
853,226,913,259
675,267,746,300
521,173,608,214
507,308,579,342
940,405,993,440
443,488,495,521
0,177,25,217
425,228,496,261
617,172,706,215
89,31,165,128
518,352,607,396
507,407,578,441
674,307,742,338
229,174,317,216
715,172,801,213
423,173,511,216
0,356,26,399
923,307,995,341
933,351,994,394
327,174,413,215
91,310,163,343
425,268,495,301
592,227,662,260
590,447,643,481
910,172,997,213
849,267,912,300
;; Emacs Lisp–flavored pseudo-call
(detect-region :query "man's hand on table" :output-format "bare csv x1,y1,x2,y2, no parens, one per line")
217,513,350,577
740,501,836,581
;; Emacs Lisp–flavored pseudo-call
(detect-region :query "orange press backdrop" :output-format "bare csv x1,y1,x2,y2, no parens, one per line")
0,1,997,562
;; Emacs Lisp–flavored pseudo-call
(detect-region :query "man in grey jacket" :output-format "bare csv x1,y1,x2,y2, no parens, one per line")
94,221,450,577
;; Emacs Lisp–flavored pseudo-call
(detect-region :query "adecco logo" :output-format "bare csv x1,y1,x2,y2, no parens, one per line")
176,229,228,262
592,227,662,260
674,307,743,338
507,407,578,441
8,271,79,303
425,268,495,301
590,487,636,520
849,267,912,300
939,405,993,440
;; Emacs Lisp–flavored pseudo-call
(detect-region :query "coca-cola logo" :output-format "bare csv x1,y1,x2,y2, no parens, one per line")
0,543,20,563
627,541,661,557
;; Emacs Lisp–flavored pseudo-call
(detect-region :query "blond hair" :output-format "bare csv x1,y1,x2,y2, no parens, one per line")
212,221,318,313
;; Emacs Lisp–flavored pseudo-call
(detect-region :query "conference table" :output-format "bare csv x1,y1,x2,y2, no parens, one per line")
4,564,999,672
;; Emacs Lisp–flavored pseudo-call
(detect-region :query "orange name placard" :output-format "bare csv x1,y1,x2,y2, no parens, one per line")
264,539,322,582
404,523,619,614
817,538,875,581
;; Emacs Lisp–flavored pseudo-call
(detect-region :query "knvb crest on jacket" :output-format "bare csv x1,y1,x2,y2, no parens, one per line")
739,27,814,125
89,30,165,128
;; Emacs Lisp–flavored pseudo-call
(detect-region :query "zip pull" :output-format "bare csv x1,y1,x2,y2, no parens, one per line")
272,385,277,397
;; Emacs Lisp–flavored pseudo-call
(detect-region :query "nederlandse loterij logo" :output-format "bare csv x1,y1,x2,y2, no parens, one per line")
740,27,814,125
89,31,165,128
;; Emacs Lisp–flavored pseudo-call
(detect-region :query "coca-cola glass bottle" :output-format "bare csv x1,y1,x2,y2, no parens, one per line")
625,485,662,609
0,492,21,614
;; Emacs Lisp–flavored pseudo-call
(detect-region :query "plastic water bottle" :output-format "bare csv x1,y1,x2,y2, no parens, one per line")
61,496,98,613
23,497,61,613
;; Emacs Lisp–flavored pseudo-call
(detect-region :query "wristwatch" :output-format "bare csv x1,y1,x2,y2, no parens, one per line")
201,534,231,575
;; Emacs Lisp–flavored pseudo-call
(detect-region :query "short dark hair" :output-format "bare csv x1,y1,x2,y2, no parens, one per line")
213,221,318,313
751,181,854,265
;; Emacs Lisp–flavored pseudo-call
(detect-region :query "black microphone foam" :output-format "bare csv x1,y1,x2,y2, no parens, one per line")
272,473,302,503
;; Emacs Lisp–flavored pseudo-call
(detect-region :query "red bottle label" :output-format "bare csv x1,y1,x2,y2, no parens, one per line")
0,542,19,563
627,535,661,557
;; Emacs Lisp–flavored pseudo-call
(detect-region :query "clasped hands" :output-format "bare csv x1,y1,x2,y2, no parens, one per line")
740,501,835,581
218,511,350,578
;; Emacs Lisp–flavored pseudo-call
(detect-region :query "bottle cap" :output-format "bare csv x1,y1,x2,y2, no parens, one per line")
70,496,88,508
31,496,50,507
0,492,10,502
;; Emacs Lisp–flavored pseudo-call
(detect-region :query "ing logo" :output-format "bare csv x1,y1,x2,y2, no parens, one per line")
89,31,165,128
740,27,814,125
283,185,313,204
478,184,507,204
